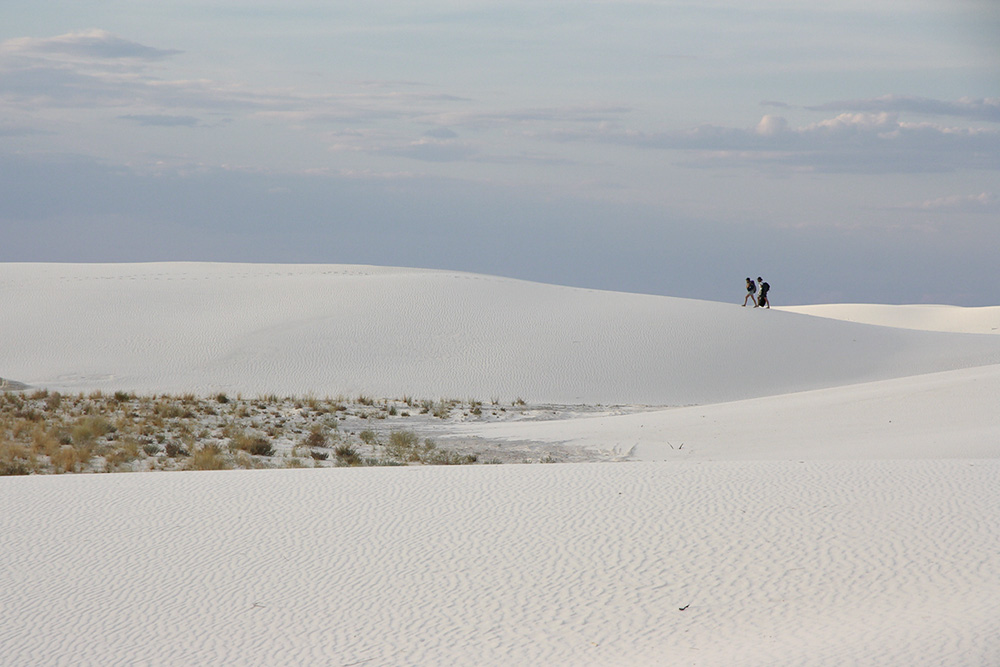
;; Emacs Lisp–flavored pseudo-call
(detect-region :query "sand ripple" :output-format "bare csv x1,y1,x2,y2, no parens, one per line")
2,461,998,666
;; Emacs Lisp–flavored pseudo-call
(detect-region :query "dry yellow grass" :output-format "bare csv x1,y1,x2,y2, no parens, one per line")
0,389,499,475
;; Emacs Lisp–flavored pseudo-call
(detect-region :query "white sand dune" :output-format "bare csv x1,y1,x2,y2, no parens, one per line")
3,263,1000,404
3,462,998,666
452,363,1000,461
779,303,1000,335
3,262,1000,666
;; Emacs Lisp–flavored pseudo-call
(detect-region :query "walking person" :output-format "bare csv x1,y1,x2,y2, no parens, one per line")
756,277,770,308
742,277,757,307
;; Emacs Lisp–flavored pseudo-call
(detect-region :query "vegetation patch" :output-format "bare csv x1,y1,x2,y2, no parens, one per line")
0,389,568,475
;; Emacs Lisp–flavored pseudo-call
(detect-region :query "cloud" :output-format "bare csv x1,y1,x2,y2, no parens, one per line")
0,29,182,62
118,114,201,127
557,111,1000,173
379,137,478,162
0,123,48,137
428,105,631,131
900,192,998,212
4,151,999,306
0,36,291,114
807,96,1000,123
754,114,788,137
424,127,458,139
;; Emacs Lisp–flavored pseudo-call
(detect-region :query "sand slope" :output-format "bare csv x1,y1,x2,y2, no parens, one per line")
3,263,1000,404
779,303,1000,334
3,262,1000,666
3,462,998,666
452,363,1000,460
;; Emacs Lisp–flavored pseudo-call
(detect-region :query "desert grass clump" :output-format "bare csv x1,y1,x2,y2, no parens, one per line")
386,430,421,460
333,444,360,466
229,429,274,457
187,443,231,471
156,401,191,419
103,436,142,471
45,391,63,411
164,441,189,458
0,440,36,475
71,415,114,446
432,400,455,419
302,424,328,449
50,444,92,473
31,425,61,458
113,391,135,403
423,450,478,465
283,455,307,468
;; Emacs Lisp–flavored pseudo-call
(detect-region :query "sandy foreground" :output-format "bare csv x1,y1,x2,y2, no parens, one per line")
2,262,999,666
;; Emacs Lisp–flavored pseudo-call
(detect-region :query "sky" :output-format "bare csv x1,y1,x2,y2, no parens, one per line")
1,1,998,304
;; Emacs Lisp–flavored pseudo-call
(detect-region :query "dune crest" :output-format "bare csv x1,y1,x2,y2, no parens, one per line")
3,262,999,666
3,262,1000,404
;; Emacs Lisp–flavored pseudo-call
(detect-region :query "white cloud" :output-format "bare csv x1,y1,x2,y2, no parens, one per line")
755,114,788,137
557,111,1000,173
902,192,998,212
807,96,1000,123
0,29,181,62
118,114,201,127
379,137,478,162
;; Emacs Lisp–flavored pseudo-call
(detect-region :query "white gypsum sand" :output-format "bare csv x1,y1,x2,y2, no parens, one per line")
3,263,1000,403
2,462,998,666
778,303,1000,335
2,262,999,666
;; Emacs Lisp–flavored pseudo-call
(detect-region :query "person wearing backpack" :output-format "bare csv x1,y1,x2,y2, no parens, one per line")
756,277,770,308
742,277,757,307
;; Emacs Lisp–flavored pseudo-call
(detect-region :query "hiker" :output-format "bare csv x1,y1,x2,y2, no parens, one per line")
742,277,757,307
756,277,770,308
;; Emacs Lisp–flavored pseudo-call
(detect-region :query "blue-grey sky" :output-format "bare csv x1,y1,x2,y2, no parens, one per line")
2,1,998,304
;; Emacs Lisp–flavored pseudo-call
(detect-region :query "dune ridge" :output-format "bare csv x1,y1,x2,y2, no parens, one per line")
3,461,998,666
3,262,999,666
3,262,1000,404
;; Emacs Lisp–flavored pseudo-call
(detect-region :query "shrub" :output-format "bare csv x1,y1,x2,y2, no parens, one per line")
333,444,359,466
0,459,32,475
31,426,61,457
0,441,34,475
156,402,188,419
51,445,90,473
104,437,142,470
229,430,274,457
188,443,231,470
45,392,63,411
164,442,189,458
302,424,327,449
386,430,420,459
424,450,478,465
71,415,114,445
